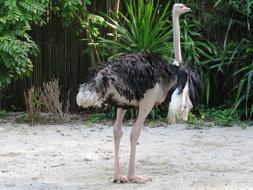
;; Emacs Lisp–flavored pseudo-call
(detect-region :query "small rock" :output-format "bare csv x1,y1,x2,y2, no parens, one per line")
83,158,92,162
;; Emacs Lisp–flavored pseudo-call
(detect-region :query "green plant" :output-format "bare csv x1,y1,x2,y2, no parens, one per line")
100,0,173,59
202,0,253,119
87,112,105,123
15,113,28,124
85,112,111,127
240,123,248,129
188,107,241,127
199,107,240,126
187,112,209,128
188,119,206,129
0,0,48,89
213,109,239,126
51,0,106,65
179,16,219,105
0,109,7,118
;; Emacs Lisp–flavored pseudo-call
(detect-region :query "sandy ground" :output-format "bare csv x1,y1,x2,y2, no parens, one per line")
0,122,253,190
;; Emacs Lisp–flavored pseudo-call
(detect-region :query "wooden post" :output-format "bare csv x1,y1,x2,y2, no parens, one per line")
112,0,120,55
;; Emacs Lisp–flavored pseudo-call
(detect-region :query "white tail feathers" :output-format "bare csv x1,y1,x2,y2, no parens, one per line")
167,81,193,124
181,82,193,121
76,88,102,108
167,88,182,124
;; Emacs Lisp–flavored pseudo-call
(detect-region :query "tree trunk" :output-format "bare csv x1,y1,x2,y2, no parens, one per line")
86,29,101,65
89,49,96,66
112,0,120,55
114,0,120,14
0,90,3,110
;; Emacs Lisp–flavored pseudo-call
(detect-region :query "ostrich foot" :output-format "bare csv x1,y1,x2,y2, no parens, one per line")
113,175,128,183
128,175,152,184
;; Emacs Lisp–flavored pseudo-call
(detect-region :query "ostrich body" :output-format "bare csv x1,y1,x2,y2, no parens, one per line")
77,53,177,109
76,4,197,183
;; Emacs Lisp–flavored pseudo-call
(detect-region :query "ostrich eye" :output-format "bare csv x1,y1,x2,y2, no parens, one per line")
180,6,184,8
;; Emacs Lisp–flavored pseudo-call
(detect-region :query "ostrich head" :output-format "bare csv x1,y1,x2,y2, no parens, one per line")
173,3,191,16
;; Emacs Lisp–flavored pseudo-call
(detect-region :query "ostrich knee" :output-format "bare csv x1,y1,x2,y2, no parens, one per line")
130,128,141,145
113,127,123,141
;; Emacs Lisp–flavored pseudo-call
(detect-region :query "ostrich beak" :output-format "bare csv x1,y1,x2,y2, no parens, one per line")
183,7,191,13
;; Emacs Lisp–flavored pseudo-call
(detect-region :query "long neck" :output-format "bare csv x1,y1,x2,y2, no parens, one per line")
173,14,182,63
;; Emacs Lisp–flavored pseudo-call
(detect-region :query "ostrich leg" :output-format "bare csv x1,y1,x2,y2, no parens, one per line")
113,108,127,183
127,96,156,183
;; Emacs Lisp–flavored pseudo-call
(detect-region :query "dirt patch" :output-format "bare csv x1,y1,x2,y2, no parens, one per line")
0,122,253,190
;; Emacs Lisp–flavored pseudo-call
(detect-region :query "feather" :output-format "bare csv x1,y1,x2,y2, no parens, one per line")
77,52,177,108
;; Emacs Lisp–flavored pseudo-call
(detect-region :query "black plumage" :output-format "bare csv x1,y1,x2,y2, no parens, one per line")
77,52,201,108
172,64,202,107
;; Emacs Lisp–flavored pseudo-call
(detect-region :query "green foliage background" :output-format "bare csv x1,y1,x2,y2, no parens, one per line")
199,0,253,119
0,0,252,120
0,0,48,89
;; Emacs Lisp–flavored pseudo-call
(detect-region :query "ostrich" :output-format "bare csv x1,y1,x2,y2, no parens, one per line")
76,4,199,183
167,4,202,124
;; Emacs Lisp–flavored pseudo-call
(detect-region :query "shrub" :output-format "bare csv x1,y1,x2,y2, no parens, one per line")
39,79,70,123
0,0,48,89
24,87,42,124
50,0,106,65
24,79,70,124
204,0,253,119
100,0,173,59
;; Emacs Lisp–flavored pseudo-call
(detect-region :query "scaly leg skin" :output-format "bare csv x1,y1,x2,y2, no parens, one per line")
127,97,156,183
113,108,128,183
167,107,176,124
